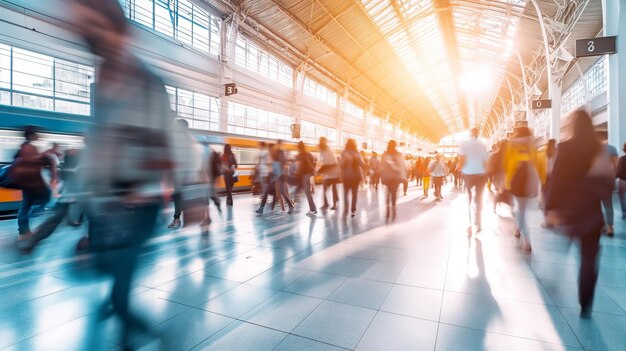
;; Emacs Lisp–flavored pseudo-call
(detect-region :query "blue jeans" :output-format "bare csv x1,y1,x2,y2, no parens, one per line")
514,197,530,240
17,188,50,235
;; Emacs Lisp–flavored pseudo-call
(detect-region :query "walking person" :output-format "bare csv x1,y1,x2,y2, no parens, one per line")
221,144,237,206
317,137,340,211
294,141,317,215
381,140,407,221
340,139,365,218
459,127,489,235
540,139,557,227
402,155,411,196
617,143,626,221
504,127,542,253
429,153,448,200
369,152,380,190
546,109,614,318
269,141,294,213
420,156,432,197
255,142,272,214
11,127,56,248
600,139,619,236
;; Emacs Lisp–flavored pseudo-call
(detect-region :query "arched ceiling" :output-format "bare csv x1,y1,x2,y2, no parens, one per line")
203,0,600,143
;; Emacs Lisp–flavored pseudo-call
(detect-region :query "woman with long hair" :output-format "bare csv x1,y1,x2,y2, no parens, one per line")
221,144,237,206
381,140,407,220
546,109,614,318
340,139,365,218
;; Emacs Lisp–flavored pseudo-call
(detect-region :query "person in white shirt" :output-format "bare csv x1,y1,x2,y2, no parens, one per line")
317,137,340,210
459,128,488,235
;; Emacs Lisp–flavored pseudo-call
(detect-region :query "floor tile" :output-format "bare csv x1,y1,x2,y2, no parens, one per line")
380,284,443,321
274,335,346,351
292,300,377,349
328,277,393,310
356,311,438,350
154,273,240,307
202,283,277,318
283,271,347,299
151,309,234,351
559,307,626,351
241,291,322,332
191,320,286,351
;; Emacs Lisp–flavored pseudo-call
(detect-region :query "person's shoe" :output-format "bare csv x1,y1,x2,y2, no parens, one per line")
287,207,295,214
255,208,264,214
580,306,592,319
168,218,181,229
321,205,329,211
200,218,211,231
351,211,356,218
67,221,82,227
330,205,337,210
514,229,521,238
215,202,223,213
606,225,614,237
75,236,89,252
391,207,397,221
17,231,34,243
306,210,317,216
522,240,532,254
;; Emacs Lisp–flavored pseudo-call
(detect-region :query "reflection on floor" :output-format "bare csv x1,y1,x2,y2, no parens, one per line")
1,183,625,350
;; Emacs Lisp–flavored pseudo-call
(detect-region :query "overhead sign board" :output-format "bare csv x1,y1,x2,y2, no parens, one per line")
531,100,551,109
575,36,617,57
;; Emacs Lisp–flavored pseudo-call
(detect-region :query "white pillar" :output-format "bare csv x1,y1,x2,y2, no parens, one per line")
549,78,562,141
603,0,626,149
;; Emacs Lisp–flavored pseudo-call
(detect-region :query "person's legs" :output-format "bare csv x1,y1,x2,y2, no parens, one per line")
514,197,529,238
350,183,358,213
17,191,36,236
343,182,351,217
257,177,271,212
33,202,69,242
225,177,234,206
168,191,182,228
322,180,330,208
302,174,316,212
579,230,601,315
279,179,294,210
474,175,488,228
601,193,614,234
618,180,626,219
390,182,399,219
331,182,338,208
403,179,408,195
423,177,430,196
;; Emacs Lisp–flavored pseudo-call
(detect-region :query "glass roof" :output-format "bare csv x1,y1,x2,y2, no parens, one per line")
361,0,526,132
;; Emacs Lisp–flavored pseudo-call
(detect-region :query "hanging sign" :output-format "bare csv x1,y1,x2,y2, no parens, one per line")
575,36,617,57
531,100,551,109
224,83,238,96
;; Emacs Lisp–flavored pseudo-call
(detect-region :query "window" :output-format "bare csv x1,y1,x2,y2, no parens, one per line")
561,56,608,115
303,77,337,107
165,85,220,131
0,43,93,115
234,35,293,88
120,0,221,56
227,102,292,139
343,99,364,119
300,120,337,145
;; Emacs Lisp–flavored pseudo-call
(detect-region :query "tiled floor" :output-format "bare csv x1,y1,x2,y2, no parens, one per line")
1,183,626,350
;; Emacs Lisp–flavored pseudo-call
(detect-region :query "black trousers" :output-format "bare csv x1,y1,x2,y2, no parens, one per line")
322,179,338,207
579,230,601,310
433,176,444,196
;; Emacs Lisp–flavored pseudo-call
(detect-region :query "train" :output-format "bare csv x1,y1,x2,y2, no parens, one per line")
0,128,342,213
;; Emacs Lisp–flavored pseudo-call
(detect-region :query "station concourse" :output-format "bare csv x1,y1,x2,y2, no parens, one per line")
0,0,626,350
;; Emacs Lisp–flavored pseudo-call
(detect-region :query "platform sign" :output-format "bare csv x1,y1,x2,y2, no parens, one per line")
575,36,617,57
224,83,238,96
531,100,551,109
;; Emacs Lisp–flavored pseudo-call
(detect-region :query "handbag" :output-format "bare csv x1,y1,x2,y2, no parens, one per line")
88,199,137,252
180,183,208,227
233,171,240,183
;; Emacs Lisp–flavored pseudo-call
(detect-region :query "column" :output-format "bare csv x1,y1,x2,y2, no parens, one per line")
604,0,626,149
549,77,562,141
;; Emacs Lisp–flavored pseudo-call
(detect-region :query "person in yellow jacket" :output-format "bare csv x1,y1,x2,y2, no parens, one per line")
503,126,546,253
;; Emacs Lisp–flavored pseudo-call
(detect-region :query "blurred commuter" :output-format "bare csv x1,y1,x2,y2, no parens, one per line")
168,119,204,229
268,141,294,213
221,144,237,206
43,142,62,196
546,109,614,318
369,152,380,190
453,156,462,189
295,141,317,215
402,155,411,196
318,137,340,211
360,150,369,188
617,143,626,220
504,127,542,253
414,157,423,187
459,127,488,235
341,139,365,218
255,142,272,214
540,139,557,227
420,157,432,197
11,127,56,247
600,139,619,236
381,140,407,220
487,141,510,212
69,0,177,346
20,148,84,253
429,153,448,200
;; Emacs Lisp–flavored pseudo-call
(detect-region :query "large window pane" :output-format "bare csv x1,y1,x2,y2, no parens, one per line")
0,44,10,90
13,92,53,111
155,1,175,37
12,48,53,96
133,0,154,28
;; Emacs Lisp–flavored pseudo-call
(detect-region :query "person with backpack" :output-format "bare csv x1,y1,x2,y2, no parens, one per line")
381,140,407,221
545,109,614,318
428,153,448,200
317,137,340,211
617,143,626,222
503,126,543,253
340,139,365,218
221,144,237,206
295,141,317,215
8,127,57,247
